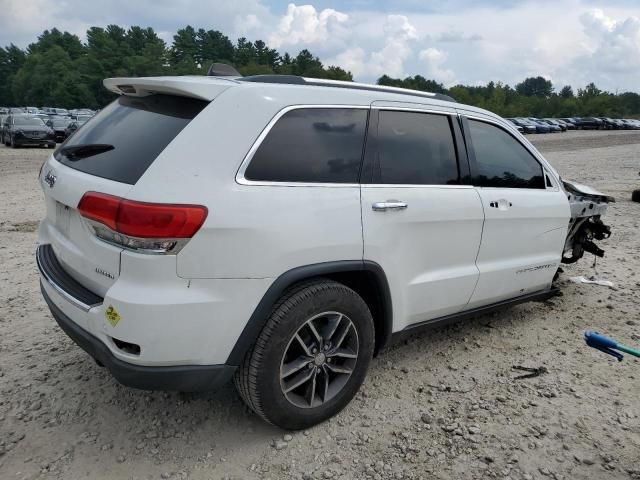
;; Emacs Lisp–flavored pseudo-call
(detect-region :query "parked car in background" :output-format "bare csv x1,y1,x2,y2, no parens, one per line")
69,108,95,118
596,118,617,129
540,119,566,132
46,116,72,142
505,118,524,133
0,114,8,143
64,115,92,139
3,114,55,148
0,107,8,115
8,107,25,114
621,119,640,129
529,118,561,133
555,119,575,130
573,117,604,129
518,118,550,133
42,107,71,117
507,118,537,134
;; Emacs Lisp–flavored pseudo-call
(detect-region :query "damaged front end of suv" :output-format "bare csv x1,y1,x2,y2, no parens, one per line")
561,180,614,264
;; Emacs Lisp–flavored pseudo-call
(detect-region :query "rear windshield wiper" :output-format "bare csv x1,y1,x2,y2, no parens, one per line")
58,144,114,161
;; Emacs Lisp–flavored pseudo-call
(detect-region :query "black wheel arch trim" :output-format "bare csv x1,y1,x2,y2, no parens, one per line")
225,260,393,366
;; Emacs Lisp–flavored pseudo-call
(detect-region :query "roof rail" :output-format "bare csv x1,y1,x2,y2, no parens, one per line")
238,74,456,102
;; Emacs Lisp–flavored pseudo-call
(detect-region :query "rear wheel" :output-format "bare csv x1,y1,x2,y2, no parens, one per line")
234,280,374,430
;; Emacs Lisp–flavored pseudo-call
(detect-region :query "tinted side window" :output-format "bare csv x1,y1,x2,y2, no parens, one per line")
373,111,459,185
468,120,544,189
245,108,368,183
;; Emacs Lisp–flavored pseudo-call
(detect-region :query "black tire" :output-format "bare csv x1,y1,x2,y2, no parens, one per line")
632,189,640,203
10,135,17,148
234,279,374,430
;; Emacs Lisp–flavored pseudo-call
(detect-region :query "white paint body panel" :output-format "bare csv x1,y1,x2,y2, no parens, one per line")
36,75,585,369
361,185,484,330
467,187,569,307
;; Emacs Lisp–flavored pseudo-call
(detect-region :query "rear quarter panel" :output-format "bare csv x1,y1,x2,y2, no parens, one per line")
127,85,369,279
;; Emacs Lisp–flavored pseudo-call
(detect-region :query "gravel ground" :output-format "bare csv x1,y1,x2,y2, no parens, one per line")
0,130,638,480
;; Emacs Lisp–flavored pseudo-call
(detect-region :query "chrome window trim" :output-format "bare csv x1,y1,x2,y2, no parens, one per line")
235,104,368,187
361,184,474,189
372,106,456,116
236,104,461,187
36,245,101,312
464,114,559,192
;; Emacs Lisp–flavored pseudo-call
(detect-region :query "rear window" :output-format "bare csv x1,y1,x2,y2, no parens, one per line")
55,94,208,184
244,108,368,183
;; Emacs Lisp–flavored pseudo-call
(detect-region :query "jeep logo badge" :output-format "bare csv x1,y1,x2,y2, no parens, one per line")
44,171,56,188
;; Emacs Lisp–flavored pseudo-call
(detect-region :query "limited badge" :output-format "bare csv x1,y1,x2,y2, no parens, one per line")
105,305,121,327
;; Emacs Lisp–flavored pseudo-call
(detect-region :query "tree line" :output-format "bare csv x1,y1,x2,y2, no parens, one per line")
1,25,638,118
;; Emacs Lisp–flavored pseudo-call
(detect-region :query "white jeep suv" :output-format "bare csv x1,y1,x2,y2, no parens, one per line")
36,69,612,429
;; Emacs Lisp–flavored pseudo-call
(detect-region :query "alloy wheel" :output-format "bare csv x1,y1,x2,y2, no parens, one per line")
279,311,359,409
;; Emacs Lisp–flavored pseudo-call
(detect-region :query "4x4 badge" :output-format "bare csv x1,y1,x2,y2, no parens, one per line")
44,171,56,188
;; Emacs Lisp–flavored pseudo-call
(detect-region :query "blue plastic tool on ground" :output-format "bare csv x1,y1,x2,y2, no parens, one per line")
584,331,640,361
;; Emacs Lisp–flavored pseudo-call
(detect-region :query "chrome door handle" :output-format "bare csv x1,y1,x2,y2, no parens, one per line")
372,201,408,212
489,199,513,210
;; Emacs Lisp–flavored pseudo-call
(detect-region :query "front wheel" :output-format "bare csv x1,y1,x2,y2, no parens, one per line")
234,280,374,430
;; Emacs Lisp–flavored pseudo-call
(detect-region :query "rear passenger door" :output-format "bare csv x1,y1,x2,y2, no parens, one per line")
460,114,570,308
361,104,485,330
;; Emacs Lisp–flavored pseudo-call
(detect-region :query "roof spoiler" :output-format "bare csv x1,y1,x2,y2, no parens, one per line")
103,76,234,101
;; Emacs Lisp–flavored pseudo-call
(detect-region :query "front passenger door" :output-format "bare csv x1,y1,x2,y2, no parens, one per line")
461,115,570,308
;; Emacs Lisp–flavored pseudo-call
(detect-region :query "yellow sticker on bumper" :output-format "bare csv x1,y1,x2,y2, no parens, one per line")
105,305,121,327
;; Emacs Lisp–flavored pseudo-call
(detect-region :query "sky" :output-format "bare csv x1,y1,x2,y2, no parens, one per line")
1,0,640,92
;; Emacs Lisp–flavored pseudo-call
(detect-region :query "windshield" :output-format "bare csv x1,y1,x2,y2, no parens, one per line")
52,118,70,127
77,116,91,123
14,116,45,126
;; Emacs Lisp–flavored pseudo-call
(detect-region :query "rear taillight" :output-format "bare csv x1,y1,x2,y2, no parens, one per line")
78,192,207,254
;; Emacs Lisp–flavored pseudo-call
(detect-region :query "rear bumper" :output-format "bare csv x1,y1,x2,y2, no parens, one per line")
41,283,236,391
